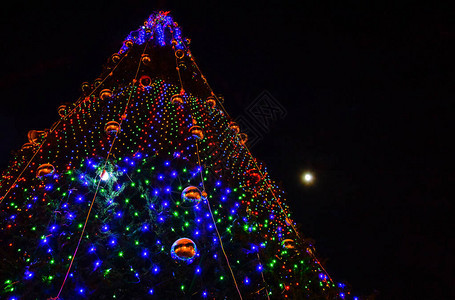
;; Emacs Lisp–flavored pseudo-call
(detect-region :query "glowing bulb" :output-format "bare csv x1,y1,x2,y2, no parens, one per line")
100,170,110,181
302,172,314,185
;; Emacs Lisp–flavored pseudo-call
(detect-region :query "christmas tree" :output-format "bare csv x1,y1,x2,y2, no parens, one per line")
0,12,356,299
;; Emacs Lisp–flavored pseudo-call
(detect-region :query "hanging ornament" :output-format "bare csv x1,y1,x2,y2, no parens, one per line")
111,53,121,64
139,75,152,87
174,49,185,59
141,54,151,64
181,186,202,206
171,94,184,105
206,96,216,109
94,78,103,88
282,239,296,250
201,190,208,199
238,133,248,145
81,82,91,95
99,89,113,100
189,125,204,140
58,105,67,118
177,60,187,70
246,169,262,185
124,39,134,48
171,238,197,261
229,122,240,134
104,121,120,135
27,130,47,144
21,142,35,151
36,163,55,178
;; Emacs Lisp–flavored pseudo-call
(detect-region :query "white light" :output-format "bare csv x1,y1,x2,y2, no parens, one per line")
100,170,110,181
302,172,314,185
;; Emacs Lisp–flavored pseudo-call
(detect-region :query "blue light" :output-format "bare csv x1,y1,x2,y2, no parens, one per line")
142,250,148,257
196,267,201,273
78,288,84,294
153,266,159,273
149,289,154,295
215,181,221,186
257,264,263,271
164,161,170,166
244,277,250,285
24,271,33,279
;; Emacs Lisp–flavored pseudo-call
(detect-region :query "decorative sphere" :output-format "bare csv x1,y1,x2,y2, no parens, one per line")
36,163,55,178
174,49,185,59
206,96,216,109
27,130,47,144
21,142,35,151
189,125,204,140
229,122,240,134
58,105,67,117
282,239,296,250
238,133,248,145
181,186,202,206
104,121,120,135
111,53,121,64
246,169,261,185
141,54,151,64
171,238,197,261
139,75,152,87
99,89,113,100
81,82,91,94
124,39,134,48
171,94,184,105
94,78,103,87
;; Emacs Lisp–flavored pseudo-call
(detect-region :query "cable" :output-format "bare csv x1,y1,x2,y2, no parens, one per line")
54,42,149,298
195,140,243,300
0,50,129,206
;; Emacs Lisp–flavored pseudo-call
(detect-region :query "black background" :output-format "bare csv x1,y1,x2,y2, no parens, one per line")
0,1,453,299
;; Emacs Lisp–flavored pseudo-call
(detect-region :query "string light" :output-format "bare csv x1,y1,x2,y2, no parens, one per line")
0,11,357,300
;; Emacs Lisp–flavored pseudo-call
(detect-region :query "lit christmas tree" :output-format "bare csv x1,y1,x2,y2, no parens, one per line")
0,12,356,299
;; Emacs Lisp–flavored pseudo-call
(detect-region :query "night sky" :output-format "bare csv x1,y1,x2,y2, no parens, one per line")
0,1,453,299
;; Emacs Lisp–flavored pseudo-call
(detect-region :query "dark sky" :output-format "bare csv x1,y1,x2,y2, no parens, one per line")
0,1,453,299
